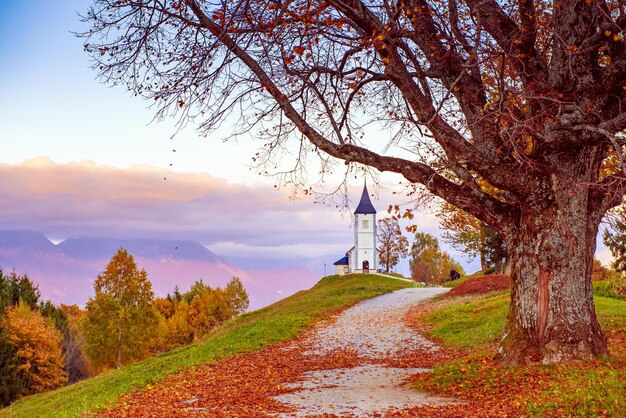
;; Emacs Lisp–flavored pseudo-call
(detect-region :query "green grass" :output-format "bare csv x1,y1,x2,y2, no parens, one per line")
596,296,626,332
423,291,626,349
417,290,626,417
1,274,411,418
423,291,509,346
527,365,626,417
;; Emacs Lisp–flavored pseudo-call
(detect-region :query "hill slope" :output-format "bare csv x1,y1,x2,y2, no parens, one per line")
0,274,412,418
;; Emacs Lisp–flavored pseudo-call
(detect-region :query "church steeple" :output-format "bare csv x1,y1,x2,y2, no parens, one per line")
354,182,376,214
333,181,379,275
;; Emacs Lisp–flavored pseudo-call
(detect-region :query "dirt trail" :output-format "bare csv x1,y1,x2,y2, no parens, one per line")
273,287,461,417
99,287,461,418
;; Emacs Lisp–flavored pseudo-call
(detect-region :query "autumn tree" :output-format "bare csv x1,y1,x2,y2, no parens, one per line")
0,270,48,405
409,233,464,284
153,297,175,319
155,278,249,348
81,248,159,370
188,287,231,339
82,0,626,363
591,258,620,282
438,203,507,272
225,277,250,315
186,277,249,339
2,302,67,397
377,218,409,273
0,271,88,399
182,279,211,303
162,300,193,347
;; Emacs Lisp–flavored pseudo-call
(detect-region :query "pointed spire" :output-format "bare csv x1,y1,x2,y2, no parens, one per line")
354,181,376,214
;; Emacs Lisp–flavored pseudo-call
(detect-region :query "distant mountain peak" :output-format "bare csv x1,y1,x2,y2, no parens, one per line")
0,231,320,310
57,237,222,263
0,230,58,253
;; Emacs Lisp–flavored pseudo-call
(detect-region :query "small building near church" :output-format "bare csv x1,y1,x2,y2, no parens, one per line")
333,183,378,275
333,254,350,275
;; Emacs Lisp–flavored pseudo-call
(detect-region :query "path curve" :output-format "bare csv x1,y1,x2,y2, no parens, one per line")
274,287,461,417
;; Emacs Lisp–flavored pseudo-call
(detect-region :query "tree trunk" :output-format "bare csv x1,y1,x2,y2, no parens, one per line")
480,251,489,271
496,168,608,364
493,257,503,274
117,325,122,369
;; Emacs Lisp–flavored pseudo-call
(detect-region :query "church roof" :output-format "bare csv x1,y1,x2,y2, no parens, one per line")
354,183,376,214
333,256,349,265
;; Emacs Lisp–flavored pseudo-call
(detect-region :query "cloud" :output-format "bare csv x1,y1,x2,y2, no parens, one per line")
0,158,395,257
206,241,351,259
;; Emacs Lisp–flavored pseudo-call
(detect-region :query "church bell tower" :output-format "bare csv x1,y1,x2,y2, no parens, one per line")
352,182,377,273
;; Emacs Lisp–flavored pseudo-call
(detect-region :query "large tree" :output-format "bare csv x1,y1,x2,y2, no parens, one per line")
82,0,626,364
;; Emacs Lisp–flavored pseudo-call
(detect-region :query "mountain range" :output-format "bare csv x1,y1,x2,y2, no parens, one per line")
0,230,322,310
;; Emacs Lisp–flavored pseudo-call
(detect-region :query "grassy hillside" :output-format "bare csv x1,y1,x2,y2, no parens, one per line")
414,288,626,416
422,291,626,347
1,274,411,418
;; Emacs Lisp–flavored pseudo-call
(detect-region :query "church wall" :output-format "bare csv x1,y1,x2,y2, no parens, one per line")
353,213,377,272
335,264,349,275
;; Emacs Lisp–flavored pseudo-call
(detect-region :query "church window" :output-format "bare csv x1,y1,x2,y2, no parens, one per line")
362,220,369,229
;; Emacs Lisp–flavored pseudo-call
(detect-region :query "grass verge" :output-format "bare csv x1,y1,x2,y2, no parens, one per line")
413,290,626,417
1,274,411,418
422,292,509,347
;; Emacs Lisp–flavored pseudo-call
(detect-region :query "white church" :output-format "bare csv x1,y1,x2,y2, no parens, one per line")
333,183,378,275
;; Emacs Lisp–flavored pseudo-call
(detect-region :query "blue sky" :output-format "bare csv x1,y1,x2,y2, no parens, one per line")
0,0,259,178
0,1,433,275
0,1,613,274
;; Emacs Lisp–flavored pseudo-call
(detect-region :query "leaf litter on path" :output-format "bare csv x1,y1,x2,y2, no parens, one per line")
98,287,462,417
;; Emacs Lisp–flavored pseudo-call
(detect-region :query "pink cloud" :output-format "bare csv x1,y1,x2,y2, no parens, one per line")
0,157,355,255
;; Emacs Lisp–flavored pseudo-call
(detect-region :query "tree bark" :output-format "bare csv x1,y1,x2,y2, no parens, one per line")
480,251,489,271
496,158,608,364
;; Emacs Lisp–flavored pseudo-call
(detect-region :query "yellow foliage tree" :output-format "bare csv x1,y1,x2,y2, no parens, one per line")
81,248,159,371
225,277,249,316
3,301,67,395
188,287,231,339
409,232,465,284
153,297,174,319
157,277,250,349
163,301,193,347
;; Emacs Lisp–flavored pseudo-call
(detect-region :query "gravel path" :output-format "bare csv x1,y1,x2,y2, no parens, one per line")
274,287,461,417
